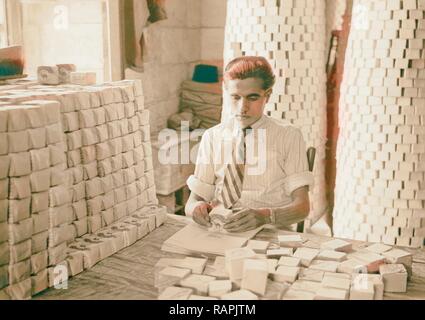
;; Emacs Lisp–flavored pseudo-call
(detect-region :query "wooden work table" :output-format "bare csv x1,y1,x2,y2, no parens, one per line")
35,215,425,300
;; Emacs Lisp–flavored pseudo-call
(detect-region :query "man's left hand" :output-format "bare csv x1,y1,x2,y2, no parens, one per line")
223,208,270,233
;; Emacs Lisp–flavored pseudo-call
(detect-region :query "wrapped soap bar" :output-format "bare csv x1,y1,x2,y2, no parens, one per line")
111,154,123,172
38,66,60,85
102,191,115,210
8,131,29,153
22,100,60,125
72,199,88,220
57,64,76,83
9,239,32,264
10,176,31,200
46,123,63,145
82,128,99,146
30,250,48,275
81,146,96,164
70,72,96,85
30,148,50,172
9,152,31,177
32,210,49,234
8,198,31,223
96,124,109,142
62,112,80,132
101,208,114,226
98,158,112,177
73,218,88,237
31,268,48,295
65,248,85,276
87,196,103,216
96,142,111,161
8,217,33,244
49,185,72,207
30,168,51,193
128,116,139,133
48,205,73,228
49,142,66,166
31,192,49,214
113,201,128,221
28,127,47,150
32,231,48,255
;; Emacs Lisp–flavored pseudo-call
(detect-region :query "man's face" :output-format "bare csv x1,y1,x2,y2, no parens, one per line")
226,77,271,128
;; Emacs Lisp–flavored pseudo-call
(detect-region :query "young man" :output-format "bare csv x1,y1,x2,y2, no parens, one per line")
185,56,313,232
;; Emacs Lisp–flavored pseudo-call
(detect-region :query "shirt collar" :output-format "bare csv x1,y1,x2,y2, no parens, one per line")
232,115,267,137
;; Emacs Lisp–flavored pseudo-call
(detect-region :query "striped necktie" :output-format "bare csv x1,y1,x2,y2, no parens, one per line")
220,127,251,209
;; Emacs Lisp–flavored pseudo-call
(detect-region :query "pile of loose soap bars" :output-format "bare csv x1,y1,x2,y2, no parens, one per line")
155,235,412,300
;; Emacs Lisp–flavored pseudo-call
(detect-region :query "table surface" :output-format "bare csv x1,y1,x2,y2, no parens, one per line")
35,215,425,300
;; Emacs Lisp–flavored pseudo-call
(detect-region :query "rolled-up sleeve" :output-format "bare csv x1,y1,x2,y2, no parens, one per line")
282,127,314,196
186,129,216,201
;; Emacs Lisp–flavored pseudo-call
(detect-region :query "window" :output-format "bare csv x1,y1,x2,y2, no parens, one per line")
1,0,122,81
0,0,7,47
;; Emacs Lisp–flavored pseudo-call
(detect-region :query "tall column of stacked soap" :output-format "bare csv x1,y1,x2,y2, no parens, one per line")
223,0,328,222
333,0,425,247
0,79,165,299
0,101,68,299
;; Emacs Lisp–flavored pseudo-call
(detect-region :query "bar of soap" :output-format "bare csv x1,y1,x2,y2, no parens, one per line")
379,264,407,293
70,72,96,85
57,64,76,83
38,66,60,85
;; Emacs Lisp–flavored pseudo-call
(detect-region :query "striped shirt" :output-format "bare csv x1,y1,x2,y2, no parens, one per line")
187,115,314,209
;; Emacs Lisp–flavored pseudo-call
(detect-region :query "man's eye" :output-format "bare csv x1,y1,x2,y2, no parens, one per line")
232,96,241,101
248,96,259,101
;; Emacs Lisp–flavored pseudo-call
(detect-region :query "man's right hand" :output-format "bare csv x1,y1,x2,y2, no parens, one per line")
192,202,213,227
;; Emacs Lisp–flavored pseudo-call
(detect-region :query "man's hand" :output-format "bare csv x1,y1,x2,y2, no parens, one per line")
223,208,270,233
192,202,213,227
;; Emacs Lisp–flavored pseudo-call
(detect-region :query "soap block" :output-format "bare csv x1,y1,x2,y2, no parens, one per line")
30,250,48,275
278,234,303,248
221,289,258,300
271,266,300,283
171,257,208,274
278,256,301,267
321,239,352,253
158,286,193,300
291,280,323,294
350,274,376,300
31,269,48,296
379,264,407,293
322,273,351,291
317,250,347,262
3,278,31,300
315,287,349,300
179,274,216,296
293,248,319,267
246,239,269,254
57,64,76,83
337,259,367,274
266,248,293,258
156,266,191,290
208,280,232,297
38,66,60,85
382,249,413,268
310,260,340,273
282,288,316,300
365,243,392,254
349,251,386,273
208,206,234,232
262,279,290,300
266,259,278,272
241,259,268,296
225,248,256,281
70,72,97,85
298,268,325,282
